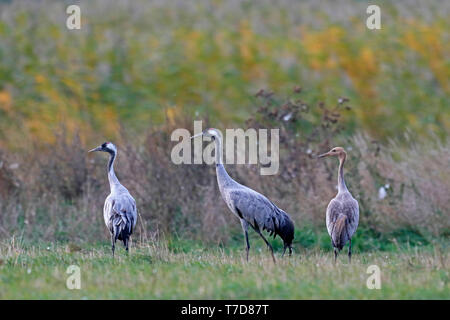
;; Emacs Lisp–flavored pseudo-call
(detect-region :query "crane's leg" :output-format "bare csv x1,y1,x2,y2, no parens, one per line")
282,243,293,258
255,229,276,264
334,247,338,264
124,237,129,254
241,220,250,262
348,239,352,263
111,233,116,258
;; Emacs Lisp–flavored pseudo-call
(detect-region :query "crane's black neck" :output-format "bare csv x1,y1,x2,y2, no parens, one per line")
107,150,116,172
107,150,120,190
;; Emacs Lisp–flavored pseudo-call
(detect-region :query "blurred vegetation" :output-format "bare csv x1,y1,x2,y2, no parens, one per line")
0,1,448,247
0,0,449,151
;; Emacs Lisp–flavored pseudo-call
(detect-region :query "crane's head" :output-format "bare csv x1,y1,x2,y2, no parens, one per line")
317,146,346,159
190,128,221,140
88,142,117,154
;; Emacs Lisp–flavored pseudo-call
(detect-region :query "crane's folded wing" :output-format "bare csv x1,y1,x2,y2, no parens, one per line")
230,189,283,236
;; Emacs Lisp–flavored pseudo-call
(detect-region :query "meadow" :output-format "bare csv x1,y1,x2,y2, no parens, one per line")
0,0,449,300
0,237,448,299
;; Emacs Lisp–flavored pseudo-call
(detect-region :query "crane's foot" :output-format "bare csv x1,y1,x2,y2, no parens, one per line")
111,234,116,259
270,249,276,264
125,239,129,255
265,242,276,264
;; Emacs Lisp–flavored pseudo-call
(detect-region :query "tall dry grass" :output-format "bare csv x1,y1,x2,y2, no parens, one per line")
0,89,448,244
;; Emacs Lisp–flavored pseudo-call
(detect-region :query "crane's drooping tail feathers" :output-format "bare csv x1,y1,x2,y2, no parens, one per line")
265,206,294,246
278,212,294,246
332,215,347,250
111,212,133,245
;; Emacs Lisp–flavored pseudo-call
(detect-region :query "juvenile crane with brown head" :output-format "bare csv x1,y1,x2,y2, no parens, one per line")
318,147,359,263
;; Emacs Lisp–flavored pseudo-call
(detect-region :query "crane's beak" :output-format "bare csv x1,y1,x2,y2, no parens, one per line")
88,146,102,153
317,151,331,158
190,132,203,139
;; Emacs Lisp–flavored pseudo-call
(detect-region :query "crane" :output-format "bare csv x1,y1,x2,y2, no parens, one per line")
89,142,137,257
191,128,294,263
318,147,359,263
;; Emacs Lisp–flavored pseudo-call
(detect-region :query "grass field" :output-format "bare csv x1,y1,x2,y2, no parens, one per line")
1,238,448,299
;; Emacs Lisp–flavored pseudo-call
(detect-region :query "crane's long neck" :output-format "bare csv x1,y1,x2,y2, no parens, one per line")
107,150,121,191
338,153,348,193
213,135,235,191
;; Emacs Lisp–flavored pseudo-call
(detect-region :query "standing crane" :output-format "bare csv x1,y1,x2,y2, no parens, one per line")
89,142,137,257
318,147,359,263
191,128,294,263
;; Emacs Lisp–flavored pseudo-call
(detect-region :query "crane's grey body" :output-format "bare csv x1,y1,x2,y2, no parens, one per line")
326,192,359,250
103,187,137,247
193,129,294,263
217,165,293,245
319,147,359,263
89,142,137,257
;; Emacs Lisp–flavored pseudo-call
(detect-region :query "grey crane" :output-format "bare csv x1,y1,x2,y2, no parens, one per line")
318,147,359,263
89,142,137,257
191,128,294,263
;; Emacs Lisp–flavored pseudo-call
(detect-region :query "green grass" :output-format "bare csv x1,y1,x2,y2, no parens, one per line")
0,238,448,299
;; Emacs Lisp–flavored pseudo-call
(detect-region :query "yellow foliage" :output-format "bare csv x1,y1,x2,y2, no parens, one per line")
26,117,55,144
303,26,383,134
184,30,202,60
325,56,338,69
35,74,46,85
166,107,176,125
101,108,120,138
359,47,377,74
239,20,254,63
407,114,419,127
404,23,449,92
214,31,228,56
303,26,344,70
0,2,448,148
0,90,12,112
